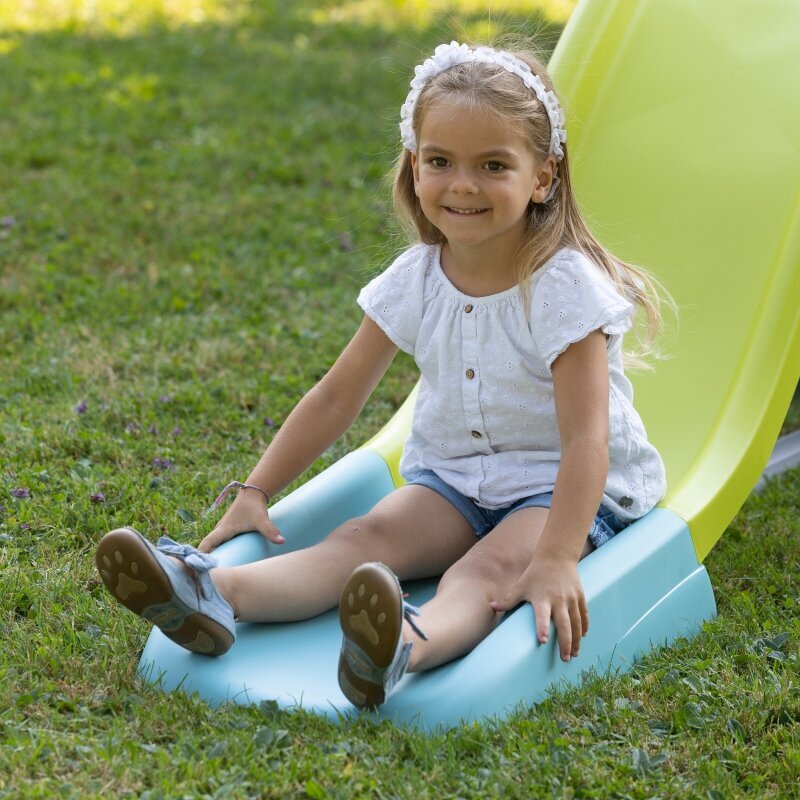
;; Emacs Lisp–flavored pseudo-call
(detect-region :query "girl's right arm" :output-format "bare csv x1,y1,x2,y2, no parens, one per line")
198,315,399,552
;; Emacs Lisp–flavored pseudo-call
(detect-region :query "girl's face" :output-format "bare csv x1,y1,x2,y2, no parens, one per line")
411,100,555,255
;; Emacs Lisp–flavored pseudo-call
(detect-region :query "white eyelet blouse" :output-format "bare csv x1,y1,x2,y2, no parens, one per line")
357,243,666,520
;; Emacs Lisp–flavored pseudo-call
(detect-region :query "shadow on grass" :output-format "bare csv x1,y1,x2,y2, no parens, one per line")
0,2,565,316
0,1,566,551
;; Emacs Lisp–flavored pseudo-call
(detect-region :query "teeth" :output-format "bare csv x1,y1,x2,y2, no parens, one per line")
447,207,485,215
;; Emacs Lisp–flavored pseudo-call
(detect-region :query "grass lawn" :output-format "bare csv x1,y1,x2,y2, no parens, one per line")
1,1,798,797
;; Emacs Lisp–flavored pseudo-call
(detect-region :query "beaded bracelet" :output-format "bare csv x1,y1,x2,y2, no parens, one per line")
206,480,271,516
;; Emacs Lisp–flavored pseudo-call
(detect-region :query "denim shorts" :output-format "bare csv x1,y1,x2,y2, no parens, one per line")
406,469,629,549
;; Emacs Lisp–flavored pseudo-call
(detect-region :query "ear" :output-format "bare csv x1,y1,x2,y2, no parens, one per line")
531,155,558,204
411,151,421,197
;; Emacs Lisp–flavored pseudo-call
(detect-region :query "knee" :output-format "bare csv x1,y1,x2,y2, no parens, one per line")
439,549,511,596
325,513,390,554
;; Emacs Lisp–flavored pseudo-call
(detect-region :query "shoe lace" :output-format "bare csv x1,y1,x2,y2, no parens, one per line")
402,597,428,641
156,537,218,600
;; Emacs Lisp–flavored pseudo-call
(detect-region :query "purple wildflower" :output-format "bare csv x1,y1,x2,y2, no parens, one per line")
148,424,159,436
152,457,174,472
158,394,173,404
171,425,182,437
90,492,106,504
125,421,141,434
75,399,88,415
12,487,30,499
263,417,275,428
1,216,16,228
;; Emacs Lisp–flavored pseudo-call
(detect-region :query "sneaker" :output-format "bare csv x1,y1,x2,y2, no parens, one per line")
337,562,426,709
96,527,235,656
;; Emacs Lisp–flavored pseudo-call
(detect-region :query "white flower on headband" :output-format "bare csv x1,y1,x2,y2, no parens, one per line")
399,41,567,162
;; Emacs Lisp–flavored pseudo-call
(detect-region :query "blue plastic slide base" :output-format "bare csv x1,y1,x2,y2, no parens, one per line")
138,451,716,731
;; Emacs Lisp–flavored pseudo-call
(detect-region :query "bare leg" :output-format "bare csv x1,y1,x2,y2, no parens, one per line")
404,507,594,672
210,485,475,622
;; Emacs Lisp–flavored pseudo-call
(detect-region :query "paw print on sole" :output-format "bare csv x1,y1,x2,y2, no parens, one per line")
346,581,389,647
95,528,232,656
96,529,169,618
338,562,403,709
98,549,146,602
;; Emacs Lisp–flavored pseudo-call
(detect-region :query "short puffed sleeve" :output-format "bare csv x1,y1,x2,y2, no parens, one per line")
357,244,430,355
531,250,635,368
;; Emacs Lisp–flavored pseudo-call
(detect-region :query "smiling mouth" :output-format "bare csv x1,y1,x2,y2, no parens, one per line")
444,207,488,215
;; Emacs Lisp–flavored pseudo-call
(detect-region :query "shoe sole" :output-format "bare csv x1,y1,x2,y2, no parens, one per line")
96,527,234,657
337,562,403,709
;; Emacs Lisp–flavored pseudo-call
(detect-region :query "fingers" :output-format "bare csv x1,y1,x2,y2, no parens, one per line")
197,528,227,553
579,593,590,636
489,592,517,614
534,593,589,662
491,573,589,662
198,521,285,553
569,598,583,658
259,522,286,546
552,604,573,660
533,600,552,645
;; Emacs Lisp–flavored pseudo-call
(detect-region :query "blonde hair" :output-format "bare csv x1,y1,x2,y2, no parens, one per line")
391,42,670,366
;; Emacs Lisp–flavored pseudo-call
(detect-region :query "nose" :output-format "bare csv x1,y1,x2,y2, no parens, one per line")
449,167,479,194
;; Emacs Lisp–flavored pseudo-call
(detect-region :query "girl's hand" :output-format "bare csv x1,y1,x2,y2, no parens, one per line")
198,489,285,553
490,556,589,662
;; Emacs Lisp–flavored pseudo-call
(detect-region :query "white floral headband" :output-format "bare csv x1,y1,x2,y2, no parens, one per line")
399,41,567,161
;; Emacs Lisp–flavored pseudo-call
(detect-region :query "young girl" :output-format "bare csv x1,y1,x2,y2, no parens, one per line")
96,41,667,710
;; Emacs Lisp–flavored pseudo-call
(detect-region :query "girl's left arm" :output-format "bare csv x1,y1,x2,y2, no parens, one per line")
490,329,610,662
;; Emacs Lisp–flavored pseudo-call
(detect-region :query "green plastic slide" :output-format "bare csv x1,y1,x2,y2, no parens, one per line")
139,0,800,728
550,0,800,561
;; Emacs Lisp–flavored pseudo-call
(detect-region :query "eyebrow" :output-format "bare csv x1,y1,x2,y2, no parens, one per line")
419,145,519,160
